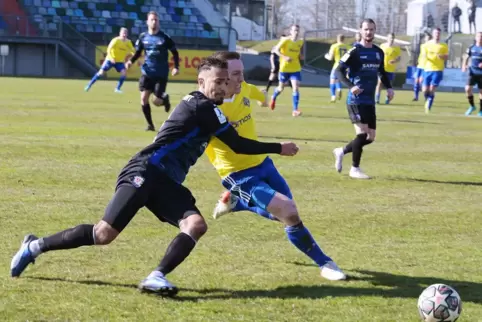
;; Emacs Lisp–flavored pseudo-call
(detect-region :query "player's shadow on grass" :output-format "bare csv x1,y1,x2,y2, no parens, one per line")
391,177,482,187
27,276,138,289
259,135,346,144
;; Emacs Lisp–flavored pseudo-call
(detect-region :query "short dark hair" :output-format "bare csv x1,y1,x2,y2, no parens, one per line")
433,27,441,32
211,51,241,61
360,18,376,28
291,24,300,29
197,57,228,74
337,34,345,42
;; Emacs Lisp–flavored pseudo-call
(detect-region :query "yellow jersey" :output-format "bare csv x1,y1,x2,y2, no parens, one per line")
423,41,449,72
417,43,427,69
380,43,401,73
205,82,266,178
328,42,350,69
107,37,135,63
277,37,304,73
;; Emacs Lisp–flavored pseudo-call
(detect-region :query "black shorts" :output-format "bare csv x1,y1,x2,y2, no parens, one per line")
467,74,482,88
103,165,200,232
347,104,377,130
139,75,168,98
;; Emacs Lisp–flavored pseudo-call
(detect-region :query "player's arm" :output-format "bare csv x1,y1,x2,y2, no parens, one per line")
335,47,356,89
438,45,449,60
377,50,393,89
197,101,295,156
393,48,402,63
248,84,267,106
129,34,145,64
165,36,180,70
325,44,335,61
273,37,289,61
462,46,472,72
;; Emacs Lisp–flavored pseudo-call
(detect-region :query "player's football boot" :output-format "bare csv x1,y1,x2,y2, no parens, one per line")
330,96,336,103
139,271,178,297
320,261,346,281
424,101,430,114
349,167,370,179
269,98,276,110
412,98,418,102
114,89,123,93
332,147,344,173
385,97,390,105
164,94,171,113
466,106,476,116
292,110,302,117
11,234,38,277
84,85,90,92
145,124,155,131
212,191,239,219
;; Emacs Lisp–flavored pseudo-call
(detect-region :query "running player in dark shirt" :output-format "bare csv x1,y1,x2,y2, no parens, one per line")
332,19,394,179
10,57,299,297
126,11,180,131
463,32,482,116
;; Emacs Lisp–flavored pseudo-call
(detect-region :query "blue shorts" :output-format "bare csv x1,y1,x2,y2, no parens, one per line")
101,60,125,73
422,71,443,87
414,68,424,80
279,71,302,83
221,157,292,211
330,68,338,80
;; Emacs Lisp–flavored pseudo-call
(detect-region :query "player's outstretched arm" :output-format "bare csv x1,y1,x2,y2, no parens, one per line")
377,51,393,90
129,34,145,65
216,126,298,156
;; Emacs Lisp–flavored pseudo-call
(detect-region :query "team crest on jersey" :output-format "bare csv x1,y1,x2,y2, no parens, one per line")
131,176,145,188
242,97,250,107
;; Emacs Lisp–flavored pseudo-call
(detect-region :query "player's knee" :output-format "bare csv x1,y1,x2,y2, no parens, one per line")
267,194,299,225
152,97,163,106
93,221,119,245
179,214,207,240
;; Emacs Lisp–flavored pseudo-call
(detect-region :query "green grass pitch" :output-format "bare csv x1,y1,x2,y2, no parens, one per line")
1,77,481,321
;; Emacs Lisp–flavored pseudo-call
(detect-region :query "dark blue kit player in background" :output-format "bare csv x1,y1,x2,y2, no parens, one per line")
127,11,180,131
332,18,394,180
463,32,482,116
10,57,299,297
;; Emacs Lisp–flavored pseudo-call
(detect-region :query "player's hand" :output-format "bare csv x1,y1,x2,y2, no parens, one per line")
478,62,482,69
280,142,299,156
172,68,179,76
386,88,395,101
462,66,467,72
125,61,132,69
284,56,292,62
350,86,363,95
260,89,268,107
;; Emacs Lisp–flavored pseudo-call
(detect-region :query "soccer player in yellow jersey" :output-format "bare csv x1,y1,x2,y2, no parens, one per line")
270,24,304,117
422,28,449,113
375,33,401,105
85,27,135,93
325,34,350,102
207,51,346,281
413,34,432,101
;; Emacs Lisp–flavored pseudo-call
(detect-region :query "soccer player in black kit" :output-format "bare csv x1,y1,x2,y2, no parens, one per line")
332,19,394,179
10,57,299,296
126,11,180,131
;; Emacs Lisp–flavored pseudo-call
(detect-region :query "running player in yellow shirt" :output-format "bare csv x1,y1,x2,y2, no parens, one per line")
413,34,431,101
422,28,449,113
375,33,401,104
207,51,346,281
325,34,350,102
85,27,135,93
270,24,304,117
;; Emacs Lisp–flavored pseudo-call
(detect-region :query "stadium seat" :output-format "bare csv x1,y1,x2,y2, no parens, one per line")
18,0,224,48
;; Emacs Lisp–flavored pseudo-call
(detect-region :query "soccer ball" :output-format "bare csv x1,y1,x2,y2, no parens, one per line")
418,284,462,322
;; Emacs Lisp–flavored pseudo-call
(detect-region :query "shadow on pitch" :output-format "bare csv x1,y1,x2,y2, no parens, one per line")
390,177,482,187
301,114,440,125
27,270,482,304
259,135,346,144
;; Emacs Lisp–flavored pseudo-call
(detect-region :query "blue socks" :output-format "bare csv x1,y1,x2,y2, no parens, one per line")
292,91,300,111
117,75,126,90
414,83,420,100
272,88,281,102
285,222,332,267
330,84,336,96
87,73,100,88
232,198,277,221
335,82,341,90
427,93,435,110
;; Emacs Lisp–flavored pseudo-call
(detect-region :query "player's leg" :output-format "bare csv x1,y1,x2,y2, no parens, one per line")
85,61,110,91
152,78,171,113
413,68,422,101
114,63,127,93
384,73,394,104
425,72,443,113
270,73,287,110
465,76,476,115
139,75,156,131
266,69,277,92
140,176,207,296
375,77,383,104
478,84,482,116
253,184,346,280
290,72,301,116
421,71,431,104
335,79,342,100
10,177,150,277
329,69,338,102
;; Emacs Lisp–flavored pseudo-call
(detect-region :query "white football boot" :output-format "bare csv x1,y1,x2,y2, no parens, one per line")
349,166,370,179
212,191,239,219
320,261,347,281
333,147,344,173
